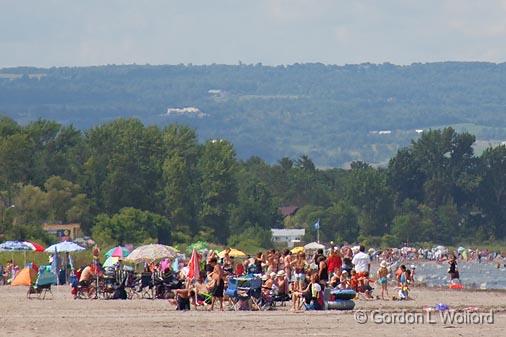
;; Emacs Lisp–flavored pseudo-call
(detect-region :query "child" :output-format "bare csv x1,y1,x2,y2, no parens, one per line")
377,260,389,300
338,271,351,289
396,269,411,300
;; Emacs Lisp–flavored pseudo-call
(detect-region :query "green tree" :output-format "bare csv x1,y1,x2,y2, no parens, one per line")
197,140,237,243
92,207,171,247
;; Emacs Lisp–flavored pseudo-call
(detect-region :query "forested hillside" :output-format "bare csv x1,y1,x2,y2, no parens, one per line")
0,117,505,250
2,62,506,167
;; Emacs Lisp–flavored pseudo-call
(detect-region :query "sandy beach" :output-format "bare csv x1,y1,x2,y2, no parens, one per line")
1,285,505,337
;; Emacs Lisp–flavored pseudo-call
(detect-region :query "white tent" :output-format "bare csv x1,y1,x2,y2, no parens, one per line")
304,242,325,250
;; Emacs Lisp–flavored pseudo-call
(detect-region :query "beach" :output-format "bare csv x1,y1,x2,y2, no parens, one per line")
1,286,505,337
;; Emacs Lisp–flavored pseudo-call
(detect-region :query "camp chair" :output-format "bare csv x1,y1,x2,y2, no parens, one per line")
224,277,240,310
248,277,272,311
27,265,56,300
136,272,154,299
193,289,212,310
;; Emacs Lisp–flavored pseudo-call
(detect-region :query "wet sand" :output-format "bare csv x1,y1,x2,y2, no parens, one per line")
1,285,505,337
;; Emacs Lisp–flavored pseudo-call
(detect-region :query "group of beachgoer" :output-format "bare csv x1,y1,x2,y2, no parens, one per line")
3,243,480,310
158,245,421,311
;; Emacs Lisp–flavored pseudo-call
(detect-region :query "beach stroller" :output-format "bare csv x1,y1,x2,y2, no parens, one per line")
27,265,57,300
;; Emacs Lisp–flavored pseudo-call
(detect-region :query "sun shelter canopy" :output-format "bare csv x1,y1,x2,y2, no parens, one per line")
12,266,37,286
218,248,246,258
45,241,85,253
304,242,325,250
0,241,32,251
125,244,177,263
104,246,129,258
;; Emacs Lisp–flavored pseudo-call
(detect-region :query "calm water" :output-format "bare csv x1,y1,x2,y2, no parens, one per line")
412,261,506,289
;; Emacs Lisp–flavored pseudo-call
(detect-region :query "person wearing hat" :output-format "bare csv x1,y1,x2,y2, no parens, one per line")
274,270,288,298
377,260,389,300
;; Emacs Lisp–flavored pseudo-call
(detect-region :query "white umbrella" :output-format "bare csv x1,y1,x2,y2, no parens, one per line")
45,241,85,253
304,242,325,250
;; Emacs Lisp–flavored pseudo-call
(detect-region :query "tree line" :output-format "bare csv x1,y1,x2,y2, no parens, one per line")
0,116,505,250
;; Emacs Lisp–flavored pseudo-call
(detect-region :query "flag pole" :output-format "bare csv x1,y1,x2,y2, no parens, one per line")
317,218,320,243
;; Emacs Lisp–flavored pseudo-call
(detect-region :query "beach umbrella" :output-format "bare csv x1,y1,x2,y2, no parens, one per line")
22,241,45,252
104,246,129,258
103,256,120,268
188,241,209,252
125,244,177,262
291,246,304,254
45,241,85,253
187,249,201,280
218,248,246,258
304,242,325,250
0,241,31,251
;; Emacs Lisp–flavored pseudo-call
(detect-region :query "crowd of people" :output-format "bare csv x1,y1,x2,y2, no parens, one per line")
139,245,421,311
3,242,493,310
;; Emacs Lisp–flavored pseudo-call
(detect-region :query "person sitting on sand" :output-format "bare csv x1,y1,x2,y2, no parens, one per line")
338,271,351,289
329,270,341,288
303,273,323,310
273,270,289,298
350,269,359,292
174,283,191,311
357,272,374,299
395,269,412,300
377,260,389,300
290,273,307,311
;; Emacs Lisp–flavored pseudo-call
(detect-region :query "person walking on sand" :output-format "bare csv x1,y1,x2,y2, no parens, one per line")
207,257,224,311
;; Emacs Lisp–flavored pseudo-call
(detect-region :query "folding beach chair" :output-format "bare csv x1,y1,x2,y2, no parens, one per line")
27,265,56,300
225,277,240,310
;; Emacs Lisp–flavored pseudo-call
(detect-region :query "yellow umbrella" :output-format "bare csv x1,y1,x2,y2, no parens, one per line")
218,248,246,258
291,246,304,254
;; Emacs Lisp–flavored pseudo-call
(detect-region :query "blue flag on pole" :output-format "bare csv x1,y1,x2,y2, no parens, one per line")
313,219,320,230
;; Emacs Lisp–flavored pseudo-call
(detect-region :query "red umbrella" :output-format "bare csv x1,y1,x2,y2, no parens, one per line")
23,241,45,252
187,249,201,281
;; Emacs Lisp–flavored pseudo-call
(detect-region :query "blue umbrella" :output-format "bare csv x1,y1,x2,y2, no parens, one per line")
45,241,85,253
0,241,31,251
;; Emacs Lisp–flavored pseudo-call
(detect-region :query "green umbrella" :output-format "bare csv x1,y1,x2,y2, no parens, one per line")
188,241,208,252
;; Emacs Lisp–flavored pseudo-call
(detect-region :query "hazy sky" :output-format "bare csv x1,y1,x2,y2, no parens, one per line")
1,0,506,67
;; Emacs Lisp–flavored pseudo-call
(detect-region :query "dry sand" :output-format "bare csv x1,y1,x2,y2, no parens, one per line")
1,285,505,337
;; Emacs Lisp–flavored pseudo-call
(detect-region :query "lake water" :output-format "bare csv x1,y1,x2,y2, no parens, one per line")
412,261,506,289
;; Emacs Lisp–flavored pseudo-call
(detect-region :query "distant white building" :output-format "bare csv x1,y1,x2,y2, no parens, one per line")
165,107,207,118
271,228,305,248
378,130,392,135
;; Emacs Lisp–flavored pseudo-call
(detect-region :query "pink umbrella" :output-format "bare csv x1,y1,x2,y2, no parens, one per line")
111,246,126,258
187,249,201,281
